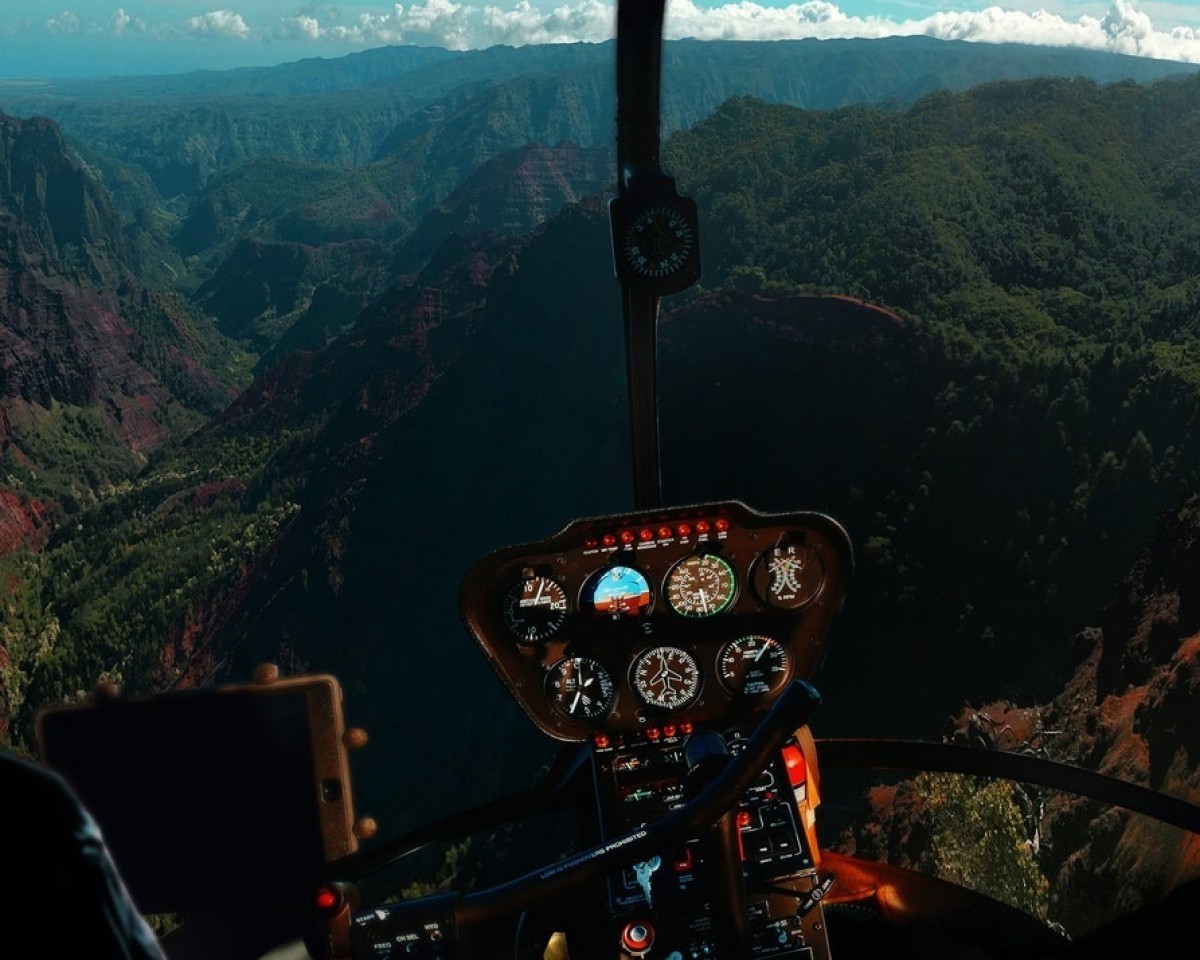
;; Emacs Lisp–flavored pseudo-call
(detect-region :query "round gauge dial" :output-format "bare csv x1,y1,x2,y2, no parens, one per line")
623,204,696,279
587,566,652,619
545,657,615,721
502,575,568,643
632,646,701,711
753,545,824,609
718,636,792,701
666,554,737,618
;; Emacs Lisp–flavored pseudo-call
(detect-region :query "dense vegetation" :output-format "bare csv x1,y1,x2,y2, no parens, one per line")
5,49,1200,926
654,76,1200,719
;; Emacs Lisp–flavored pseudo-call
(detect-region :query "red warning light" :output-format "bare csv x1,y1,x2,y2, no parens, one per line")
594,733,611,749
662,724,677,738
638,528,654,542
657,525,673,540
715,518,730,532
680,721,694,735
646,727,661,741
602,533,618,548
584,538,598,549
696,520,711,534
620,530,636,545
676,523,692,538
315,888,339,911
736,810,752,828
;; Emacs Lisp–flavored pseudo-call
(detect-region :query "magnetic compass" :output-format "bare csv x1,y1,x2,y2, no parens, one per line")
610,177,701,295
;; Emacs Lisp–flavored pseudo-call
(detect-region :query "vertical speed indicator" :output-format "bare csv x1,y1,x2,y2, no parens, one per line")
717,636,792,701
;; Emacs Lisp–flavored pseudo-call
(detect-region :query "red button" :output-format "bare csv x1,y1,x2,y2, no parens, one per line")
673,848,693,872
782,744,807,786
736,810,751,828
315,887,339,911
621,921,655,954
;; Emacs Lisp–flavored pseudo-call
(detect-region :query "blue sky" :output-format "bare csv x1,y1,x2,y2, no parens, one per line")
2,2,1200,77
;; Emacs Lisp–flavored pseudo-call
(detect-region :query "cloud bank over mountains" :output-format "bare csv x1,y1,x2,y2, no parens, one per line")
11,2,1200,67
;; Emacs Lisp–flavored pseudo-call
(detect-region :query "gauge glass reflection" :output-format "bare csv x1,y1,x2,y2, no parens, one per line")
503,575,568,643
666,554,736,618
632,646,701,711
717,636,792,701
588,566,652,619
545,657,615,721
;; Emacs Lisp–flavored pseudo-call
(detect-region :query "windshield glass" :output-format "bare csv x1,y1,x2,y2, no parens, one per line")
2,0,1200,948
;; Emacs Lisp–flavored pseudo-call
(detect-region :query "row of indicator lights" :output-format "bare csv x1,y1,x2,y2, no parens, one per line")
592,721,695,749
584,519,731,550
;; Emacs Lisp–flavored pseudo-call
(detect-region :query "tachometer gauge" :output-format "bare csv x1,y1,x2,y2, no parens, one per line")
545,657,615,721
632,646,701,711
718,636,792,701
587,565,652,619
503,575,568,643
752,545,824,609
666,554,736,618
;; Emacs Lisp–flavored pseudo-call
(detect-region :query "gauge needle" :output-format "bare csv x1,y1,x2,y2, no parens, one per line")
699,589,709,613
755,643,768,661
571,691,582,712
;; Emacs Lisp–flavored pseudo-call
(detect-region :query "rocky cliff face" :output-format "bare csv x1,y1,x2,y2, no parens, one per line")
837,496,1200,935
396,141,611,274
0,112,241,542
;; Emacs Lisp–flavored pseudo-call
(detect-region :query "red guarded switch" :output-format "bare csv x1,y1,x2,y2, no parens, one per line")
781,743,807,787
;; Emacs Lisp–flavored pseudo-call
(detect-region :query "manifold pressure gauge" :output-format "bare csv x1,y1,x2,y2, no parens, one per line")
503,574,568,643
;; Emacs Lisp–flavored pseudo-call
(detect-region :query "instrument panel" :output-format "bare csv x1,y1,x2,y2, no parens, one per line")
459,501,853,740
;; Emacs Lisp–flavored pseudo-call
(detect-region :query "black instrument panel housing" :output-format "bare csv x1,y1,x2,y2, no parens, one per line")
460,501,852,741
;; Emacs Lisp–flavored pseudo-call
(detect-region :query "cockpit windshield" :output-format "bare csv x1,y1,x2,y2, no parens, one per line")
3,2,1200,957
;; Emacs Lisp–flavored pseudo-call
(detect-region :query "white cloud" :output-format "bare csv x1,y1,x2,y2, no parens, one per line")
14,2,1200,66
328,1,477,49
45,10,80,35
183,9,251,40
110,8,146,36
272,1,1200,63
279,14,323,40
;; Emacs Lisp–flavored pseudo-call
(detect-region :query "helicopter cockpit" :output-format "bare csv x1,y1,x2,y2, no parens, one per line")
23,1,1200,959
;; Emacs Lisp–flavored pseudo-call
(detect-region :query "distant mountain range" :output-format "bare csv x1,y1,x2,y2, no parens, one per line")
4,38,1200,930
